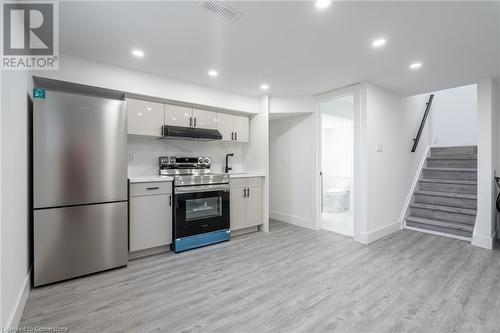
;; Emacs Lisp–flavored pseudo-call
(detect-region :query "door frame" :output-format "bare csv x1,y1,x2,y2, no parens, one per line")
314,84,366,242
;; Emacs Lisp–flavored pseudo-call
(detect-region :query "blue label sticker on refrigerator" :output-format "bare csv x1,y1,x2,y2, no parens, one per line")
33,88,46,99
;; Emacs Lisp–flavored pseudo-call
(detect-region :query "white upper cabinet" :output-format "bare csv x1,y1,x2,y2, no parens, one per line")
233,114,249,142
217,112,249,142
128,98,250,141
164,104,192,127
217,112,235,141
126,98,164,137
193,108,217,130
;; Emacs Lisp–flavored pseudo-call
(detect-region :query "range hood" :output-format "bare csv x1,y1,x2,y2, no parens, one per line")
161,125,222,141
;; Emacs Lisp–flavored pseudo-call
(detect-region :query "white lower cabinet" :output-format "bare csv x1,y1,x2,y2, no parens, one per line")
230,188,247,230
129,182,172,252
230,177,263,231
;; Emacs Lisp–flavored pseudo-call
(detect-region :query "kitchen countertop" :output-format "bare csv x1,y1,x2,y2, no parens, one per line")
227,173,265,179
129,176,174,183
129,173,264,183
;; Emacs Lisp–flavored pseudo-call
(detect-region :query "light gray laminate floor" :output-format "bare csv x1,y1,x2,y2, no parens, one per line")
20,221,500,332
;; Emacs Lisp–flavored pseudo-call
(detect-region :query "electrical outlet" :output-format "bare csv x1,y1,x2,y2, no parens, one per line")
128,153,136,164
376,144,384,152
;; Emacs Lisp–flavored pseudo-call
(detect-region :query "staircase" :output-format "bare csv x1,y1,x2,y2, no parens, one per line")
405,146,477,239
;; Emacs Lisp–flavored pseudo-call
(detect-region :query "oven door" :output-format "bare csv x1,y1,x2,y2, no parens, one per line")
174,185,230,239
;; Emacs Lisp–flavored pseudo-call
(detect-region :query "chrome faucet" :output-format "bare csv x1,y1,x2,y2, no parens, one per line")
225,153,234,173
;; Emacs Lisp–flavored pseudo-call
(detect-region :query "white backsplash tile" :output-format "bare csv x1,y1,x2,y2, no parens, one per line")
127,136,245,177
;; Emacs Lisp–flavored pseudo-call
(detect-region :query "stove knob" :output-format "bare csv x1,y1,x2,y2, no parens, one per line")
198,157,204,165
204,157,211,166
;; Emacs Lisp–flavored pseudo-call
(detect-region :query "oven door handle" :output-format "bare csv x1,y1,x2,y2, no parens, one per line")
175,185,230,194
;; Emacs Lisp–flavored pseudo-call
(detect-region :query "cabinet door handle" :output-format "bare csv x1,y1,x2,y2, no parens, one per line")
231,132,234,140
243,188,246,198
235,132,238,141
169,195,172,206
189,117,193,127
146,187,159,190
247,188,250,197
194,117,197,127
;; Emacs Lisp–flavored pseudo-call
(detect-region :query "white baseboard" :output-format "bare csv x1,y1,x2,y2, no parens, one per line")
270,210,314,230
5,268,31,330
357,221,401,244
472,229,497,250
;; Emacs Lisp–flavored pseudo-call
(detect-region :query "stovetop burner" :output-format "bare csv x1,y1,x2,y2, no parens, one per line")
159,156,229,186
172,173,229,187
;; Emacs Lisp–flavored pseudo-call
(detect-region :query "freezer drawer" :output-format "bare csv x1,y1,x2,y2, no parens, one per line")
34,202,128,286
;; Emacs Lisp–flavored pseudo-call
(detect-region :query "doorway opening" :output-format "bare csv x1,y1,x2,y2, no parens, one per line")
319,95,354,236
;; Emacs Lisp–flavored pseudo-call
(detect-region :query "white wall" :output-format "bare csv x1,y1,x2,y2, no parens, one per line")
269,113,315,229
35,54,260,113
0,71,33,329
128,137,246,177
362,83,408,242
403,84,477,149
473,78,498,249
429,84,477,147
269,96,315,114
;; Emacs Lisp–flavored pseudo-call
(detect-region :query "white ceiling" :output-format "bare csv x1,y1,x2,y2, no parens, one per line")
60,1,500,97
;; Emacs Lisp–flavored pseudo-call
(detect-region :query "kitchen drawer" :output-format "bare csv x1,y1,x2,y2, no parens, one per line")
247,177,263,187
230,178,248,189
230,177,263,189
129,181,172,197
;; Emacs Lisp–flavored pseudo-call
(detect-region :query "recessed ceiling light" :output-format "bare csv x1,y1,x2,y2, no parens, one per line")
208,70,218,77
146,107,152,111
372,38,386,48
409,62,423,70
260,83,269,90
131,49,144,58
137,112,143,116
315,0,331,9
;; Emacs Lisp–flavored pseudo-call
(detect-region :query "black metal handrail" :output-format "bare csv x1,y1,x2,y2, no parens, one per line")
411,94,434,152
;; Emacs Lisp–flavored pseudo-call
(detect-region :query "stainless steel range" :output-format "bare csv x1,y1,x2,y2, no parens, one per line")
160,156,230,252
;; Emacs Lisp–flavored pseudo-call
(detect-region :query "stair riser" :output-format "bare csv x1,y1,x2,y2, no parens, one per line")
423,170,477,181
427,159,477,168
415,194,477,210
419,182,477,195
431,147,477,156
406,221,472,238
410,207,476,225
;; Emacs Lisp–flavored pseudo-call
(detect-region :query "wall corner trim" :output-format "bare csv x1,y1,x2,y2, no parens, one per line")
356,221,401,244
472,229,497,250
4,269,31,330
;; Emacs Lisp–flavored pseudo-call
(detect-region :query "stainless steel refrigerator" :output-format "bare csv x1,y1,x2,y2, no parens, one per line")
33,90,128,286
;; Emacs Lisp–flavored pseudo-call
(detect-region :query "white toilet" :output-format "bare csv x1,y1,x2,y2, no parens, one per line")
324,188,350,212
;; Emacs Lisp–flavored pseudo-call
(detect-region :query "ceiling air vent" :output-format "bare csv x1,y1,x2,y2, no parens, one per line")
200,0,242,21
